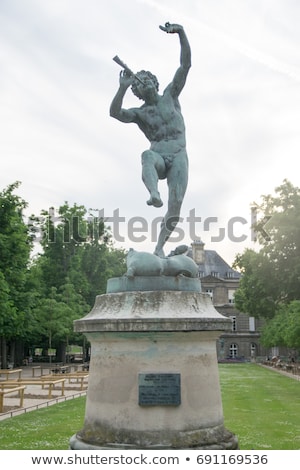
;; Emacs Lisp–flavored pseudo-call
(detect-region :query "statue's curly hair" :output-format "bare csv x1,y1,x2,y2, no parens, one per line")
131,70,159,100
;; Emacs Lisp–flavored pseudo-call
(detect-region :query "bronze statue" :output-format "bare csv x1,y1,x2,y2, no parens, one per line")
110,23,191,257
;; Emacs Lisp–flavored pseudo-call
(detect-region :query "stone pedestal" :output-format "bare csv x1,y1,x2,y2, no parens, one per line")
70,278,238,450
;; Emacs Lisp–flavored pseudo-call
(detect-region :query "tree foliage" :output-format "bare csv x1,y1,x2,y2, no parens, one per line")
28,202,126,360
233,249,276,319
254,179,300,302
0,182,32,366
32,203,126,304
0,183,126,366
234,180,300,318
233,180,300,350
260,301,300,350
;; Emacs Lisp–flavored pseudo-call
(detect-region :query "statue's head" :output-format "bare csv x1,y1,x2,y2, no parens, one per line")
131,70,159,100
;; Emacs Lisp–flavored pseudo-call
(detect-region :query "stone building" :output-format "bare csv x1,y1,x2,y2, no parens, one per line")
189,240,269,361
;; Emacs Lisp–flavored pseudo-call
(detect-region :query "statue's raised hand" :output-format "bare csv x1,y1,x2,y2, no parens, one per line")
159,22,183,34
119,69,133,88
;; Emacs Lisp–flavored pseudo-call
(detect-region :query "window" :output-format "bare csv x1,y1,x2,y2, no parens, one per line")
211,271,219,278
230,316,237,331
228,289,235,304
249,317,255,332
229,343,238,358
205,288,213,299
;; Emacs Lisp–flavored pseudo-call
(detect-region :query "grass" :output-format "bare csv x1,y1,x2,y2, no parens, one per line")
219,363,300,450
0,397,86,450
0,363,299,450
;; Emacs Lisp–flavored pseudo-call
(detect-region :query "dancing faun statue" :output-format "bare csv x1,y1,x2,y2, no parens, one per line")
110,22,191,258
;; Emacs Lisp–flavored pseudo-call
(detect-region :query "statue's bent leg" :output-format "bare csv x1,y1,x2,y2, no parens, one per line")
141,150,165,208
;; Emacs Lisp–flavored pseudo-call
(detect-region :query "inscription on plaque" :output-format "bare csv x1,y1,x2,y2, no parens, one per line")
138,373,181,406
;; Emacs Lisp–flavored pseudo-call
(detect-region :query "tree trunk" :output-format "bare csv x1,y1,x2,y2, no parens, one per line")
9,340,16,368
0,337,8,369
15,339,25,367
56,342,67,363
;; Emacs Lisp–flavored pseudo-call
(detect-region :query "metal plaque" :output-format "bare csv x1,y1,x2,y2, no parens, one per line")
138,373,181,406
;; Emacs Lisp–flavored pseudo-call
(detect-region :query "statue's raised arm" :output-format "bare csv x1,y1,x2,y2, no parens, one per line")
159,23,191,97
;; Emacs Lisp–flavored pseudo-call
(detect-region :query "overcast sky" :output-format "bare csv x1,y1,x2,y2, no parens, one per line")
1,0,300,265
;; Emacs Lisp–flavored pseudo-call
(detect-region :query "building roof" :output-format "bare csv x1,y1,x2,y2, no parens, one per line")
188,246,241,280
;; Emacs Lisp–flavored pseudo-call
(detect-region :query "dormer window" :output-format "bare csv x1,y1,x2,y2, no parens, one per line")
226,271,235,278
211,271,219,278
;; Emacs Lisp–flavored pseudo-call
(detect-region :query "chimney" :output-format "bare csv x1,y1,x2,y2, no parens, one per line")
191,239,205,264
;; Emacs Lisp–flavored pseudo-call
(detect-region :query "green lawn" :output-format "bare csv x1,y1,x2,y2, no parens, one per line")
0,363,299,450
220,363,300,450
0,396,86,450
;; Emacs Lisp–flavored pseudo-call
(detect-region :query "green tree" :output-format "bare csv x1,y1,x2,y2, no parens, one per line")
0,182,32,367
32,283,89,363
233,249,277,319
254,179,300,302
79,238,126,305
32,203,126,302
234,180,300,352
234,180,300,319
30,202,126,360
260,301,300,350
33,203,88,291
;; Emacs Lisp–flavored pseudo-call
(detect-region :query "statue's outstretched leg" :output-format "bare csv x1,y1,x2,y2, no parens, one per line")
154,153,188,257
154,242,165,258
154,215,178,258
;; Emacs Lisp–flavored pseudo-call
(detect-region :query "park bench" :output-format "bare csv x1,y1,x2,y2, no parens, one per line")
0,384,26,412
31,365,42,377
51,365,71,374
3,378,66,399
0,369,22,380
31,365,66,376
43,372,88,391
71,363,89,372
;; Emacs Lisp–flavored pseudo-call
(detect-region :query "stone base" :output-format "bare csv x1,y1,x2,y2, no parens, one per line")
70,282,238,450
107,275,201,293
70,424,238,450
